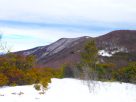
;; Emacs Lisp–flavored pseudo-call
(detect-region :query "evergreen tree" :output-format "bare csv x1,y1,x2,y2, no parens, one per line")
79,40,98,92
80,40,98,80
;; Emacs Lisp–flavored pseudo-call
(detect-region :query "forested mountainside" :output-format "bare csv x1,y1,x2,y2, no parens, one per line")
17,30,136,68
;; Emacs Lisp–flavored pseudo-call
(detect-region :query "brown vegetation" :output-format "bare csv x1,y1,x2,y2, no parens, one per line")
0,53,63,88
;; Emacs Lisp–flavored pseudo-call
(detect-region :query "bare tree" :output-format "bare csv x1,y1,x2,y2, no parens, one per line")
0,34,9,53
0,34,2,51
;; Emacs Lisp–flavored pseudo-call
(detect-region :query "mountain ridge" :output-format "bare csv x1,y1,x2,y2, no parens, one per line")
16,30,136,68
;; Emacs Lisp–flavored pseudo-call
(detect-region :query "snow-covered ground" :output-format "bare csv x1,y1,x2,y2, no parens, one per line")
98,50,112,57
98,47,128,57
0,78,136,102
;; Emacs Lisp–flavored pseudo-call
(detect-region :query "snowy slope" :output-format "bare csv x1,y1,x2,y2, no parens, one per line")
22,37,82,57
0,78,136,102
46,38,80,55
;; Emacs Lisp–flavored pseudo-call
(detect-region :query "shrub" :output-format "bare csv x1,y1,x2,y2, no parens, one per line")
10,83,17,86
96,63,115,80
0,52,64,87
0,73,9,86
15,55,35,71
34,84,41,91
23,69,38,84
40,77,51,89
5,68,25,85
114,62,136,83
0,53,35,72
62,65,75,78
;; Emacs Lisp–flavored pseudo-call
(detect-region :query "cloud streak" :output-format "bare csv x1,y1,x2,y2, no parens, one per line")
0,0,136,51
0,0,136,23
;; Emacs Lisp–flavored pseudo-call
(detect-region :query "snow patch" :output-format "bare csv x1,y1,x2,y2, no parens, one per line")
99,50,121,57
98,50,112,57
98,47,128,57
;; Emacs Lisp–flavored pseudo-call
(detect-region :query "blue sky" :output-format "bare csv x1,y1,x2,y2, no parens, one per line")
0,0,136,51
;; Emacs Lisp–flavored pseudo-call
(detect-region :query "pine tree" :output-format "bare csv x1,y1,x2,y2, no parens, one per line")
80,40,98,92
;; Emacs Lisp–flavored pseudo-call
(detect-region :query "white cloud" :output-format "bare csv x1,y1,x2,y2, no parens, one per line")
0,26,104,51
0,0,136,51
0,0,136,24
